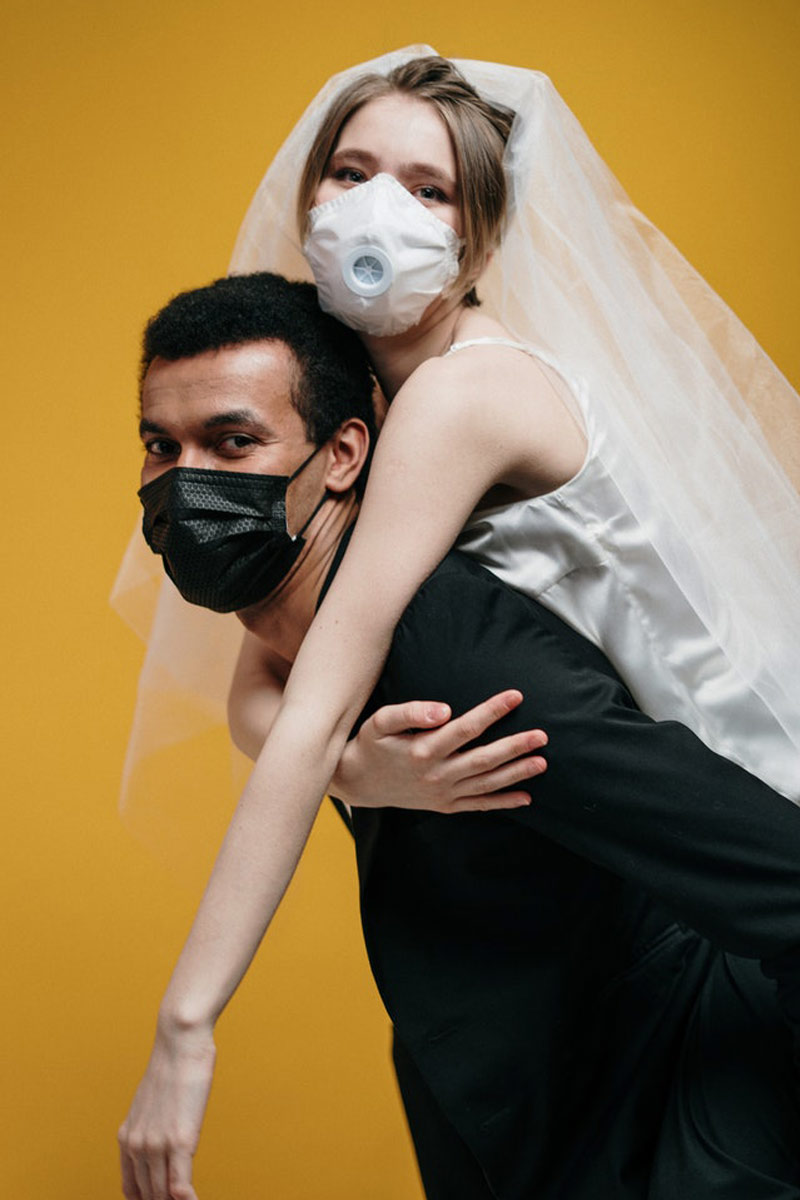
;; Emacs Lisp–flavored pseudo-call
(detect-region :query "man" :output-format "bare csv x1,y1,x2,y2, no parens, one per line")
126,272,800,1200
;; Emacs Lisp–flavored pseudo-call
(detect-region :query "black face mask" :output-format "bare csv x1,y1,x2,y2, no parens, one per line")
138,448,325,612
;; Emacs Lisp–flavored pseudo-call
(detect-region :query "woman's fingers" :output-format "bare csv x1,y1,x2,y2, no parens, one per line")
368,699,452,737
339,692,547,812
451,751,548,804
444,727,548,784
119,1141,142,1199
118,1024,213,1200
167,1152,199,1200
427,690,525,756
448,789,534,811
146,1150,170,1200
119,1141,198,1200
127,1142,152,1200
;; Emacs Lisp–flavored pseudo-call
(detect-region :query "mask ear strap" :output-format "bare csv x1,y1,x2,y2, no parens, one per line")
288,443,322,481
294,488,332,540
289,444,331,541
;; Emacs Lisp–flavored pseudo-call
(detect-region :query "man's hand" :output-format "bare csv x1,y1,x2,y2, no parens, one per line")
332,689,547,812
118,1018,216,1200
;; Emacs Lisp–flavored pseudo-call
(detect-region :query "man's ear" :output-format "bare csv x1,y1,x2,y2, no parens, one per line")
323,419,370,494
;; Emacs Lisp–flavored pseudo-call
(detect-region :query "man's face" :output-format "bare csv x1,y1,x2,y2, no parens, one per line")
139,340,322,534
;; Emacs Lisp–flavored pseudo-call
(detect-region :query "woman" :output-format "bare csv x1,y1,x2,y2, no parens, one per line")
118,48,800,1198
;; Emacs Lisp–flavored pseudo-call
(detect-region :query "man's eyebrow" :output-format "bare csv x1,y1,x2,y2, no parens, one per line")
138,410,273,439
202,409,271,432
139,417,168,438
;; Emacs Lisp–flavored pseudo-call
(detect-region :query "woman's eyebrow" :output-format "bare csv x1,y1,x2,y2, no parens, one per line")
329,148,377,167
330,148,456,190
400,162,456,187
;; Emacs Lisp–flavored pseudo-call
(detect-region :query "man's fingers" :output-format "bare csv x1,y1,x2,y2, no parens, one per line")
430,690,524,755
369,700,452,737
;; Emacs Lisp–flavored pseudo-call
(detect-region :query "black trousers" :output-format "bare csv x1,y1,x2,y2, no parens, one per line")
393,943,800,1200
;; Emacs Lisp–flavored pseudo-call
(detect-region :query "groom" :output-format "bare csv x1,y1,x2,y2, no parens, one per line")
135,271,800,1200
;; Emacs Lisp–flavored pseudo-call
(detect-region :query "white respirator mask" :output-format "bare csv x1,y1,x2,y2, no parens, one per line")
303,173,463,337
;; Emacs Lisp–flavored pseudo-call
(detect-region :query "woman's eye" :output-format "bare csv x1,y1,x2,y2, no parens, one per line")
332,166,367,185
416,184,447,204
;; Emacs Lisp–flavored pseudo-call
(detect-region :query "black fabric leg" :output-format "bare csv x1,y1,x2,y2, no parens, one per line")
392,1034,498,1200
648,953,800,1199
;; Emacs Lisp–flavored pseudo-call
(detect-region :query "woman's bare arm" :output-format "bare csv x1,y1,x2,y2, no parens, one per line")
119,349,580,1198
229,631,548,808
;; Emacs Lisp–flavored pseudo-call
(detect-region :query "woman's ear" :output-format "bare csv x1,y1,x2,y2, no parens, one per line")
324,418,371,494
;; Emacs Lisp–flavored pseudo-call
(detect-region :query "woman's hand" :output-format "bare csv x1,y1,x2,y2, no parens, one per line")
118,1017,216,1200
332,689,547,812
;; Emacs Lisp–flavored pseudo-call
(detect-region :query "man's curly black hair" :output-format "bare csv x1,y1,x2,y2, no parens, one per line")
140,272,377,490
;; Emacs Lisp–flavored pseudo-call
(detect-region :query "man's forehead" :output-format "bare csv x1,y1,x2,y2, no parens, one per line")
141,340,299,422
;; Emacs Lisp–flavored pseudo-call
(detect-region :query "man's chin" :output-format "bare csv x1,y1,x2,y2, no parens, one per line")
235,588,279,630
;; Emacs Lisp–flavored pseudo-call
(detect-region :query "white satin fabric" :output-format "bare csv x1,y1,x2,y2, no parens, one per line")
452,339,799,801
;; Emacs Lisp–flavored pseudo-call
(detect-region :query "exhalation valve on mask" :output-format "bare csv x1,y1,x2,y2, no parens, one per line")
304,173,462,337
344,246,394,296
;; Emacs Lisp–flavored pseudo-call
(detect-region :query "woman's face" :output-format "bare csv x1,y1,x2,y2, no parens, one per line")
314,94,462,237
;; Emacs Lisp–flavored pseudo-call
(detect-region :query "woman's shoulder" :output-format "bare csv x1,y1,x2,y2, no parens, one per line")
394,335,579,452
402,335,559,417
381,338,587,499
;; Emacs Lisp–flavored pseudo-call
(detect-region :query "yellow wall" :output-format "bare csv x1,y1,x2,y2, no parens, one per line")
2,2,798,1195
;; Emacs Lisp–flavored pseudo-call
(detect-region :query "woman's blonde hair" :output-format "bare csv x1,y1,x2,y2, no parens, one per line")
297,56,516,306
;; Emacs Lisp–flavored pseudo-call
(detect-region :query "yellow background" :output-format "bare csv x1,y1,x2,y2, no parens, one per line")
2,1,798,1196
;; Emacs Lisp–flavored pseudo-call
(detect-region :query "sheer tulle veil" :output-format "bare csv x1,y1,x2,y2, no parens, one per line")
113,45,800,823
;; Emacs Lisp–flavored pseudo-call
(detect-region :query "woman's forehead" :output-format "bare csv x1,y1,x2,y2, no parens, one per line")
335,93,456,171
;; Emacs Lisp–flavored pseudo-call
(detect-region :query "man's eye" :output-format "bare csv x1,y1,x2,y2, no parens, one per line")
220,435,256,452
144,438,177,457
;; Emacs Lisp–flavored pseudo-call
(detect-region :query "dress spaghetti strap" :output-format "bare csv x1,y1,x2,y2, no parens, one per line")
447,337,537,356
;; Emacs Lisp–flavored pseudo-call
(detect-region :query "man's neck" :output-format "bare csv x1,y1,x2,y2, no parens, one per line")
236,493,358,663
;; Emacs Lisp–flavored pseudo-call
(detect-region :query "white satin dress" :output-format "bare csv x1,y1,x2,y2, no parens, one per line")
450,339,799,802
